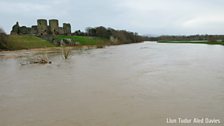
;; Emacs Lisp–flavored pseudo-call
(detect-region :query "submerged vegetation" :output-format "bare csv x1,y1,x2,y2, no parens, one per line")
61,46,72,59
96,41,105,48
30,55,51,64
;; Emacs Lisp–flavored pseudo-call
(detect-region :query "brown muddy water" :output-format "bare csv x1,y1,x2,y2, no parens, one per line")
0,42,224,126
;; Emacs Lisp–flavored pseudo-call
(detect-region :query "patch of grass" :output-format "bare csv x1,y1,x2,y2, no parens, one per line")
158,40,224,45
6,35,54,50
56,35,109,45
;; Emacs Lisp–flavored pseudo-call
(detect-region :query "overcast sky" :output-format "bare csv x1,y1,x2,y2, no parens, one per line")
1,0,224,35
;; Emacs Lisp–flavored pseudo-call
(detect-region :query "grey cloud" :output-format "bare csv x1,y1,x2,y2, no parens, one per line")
0,0,224,35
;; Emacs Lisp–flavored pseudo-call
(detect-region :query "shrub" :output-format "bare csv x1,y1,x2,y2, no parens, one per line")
61,46,72,59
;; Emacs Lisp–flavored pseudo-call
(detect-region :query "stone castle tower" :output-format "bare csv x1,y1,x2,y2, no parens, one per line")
11,19,71,36
37,19,48,36
49,19,59,35
63,23,71,35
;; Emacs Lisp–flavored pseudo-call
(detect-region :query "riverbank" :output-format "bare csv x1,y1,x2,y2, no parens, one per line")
0,45,99,59
56,35,110,45
158,40,224,45
0,35,109,51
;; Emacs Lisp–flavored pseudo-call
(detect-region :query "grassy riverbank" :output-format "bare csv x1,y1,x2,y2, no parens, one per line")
0,35,110,51
3,35,54,50
55,35,109,45
158,40,224,45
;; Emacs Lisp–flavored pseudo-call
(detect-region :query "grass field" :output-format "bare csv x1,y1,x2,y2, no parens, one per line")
158,40,224,45
6,35,54,50
56,35,109,45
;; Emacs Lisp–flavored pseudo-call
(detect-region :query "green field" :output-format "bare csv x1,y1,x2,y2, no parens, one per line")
158,40,224,45
56,35,109,45
6,35,54,50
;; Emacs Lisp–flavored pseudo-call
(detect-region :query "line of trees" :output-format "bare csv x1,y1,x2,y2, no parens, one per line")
158,35,224,42
72,27,224,43
73,26,150,44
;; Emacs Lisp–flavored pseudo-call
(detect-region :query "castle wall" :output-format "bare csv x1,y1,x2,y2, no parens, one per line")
58,27,64,35
19,26,31,34
11,19,72,36
31,25,38,34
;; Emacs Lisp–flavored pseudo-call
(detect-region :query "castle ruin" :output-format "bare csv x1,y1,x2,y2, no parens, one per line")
11,19,71,36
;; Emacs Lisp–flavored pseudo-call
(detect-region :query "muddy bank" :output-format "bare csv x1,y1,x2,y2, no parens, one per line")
0,45,98,59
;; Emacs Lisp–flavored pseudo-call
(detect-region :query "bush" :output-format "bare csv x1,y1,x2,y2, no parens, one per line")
61,46,72,59
0,28,9,49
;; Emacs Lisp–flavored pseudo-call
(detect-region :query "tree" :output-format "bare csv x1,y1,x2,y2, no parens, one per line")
85,26,149,44
0,28,8,49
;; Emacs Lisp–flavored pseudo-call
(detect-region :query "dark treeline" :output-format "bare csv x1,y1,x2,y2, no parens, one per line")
73,26,150,44
72,26,224,43
158,35,224,42
0,28,8,49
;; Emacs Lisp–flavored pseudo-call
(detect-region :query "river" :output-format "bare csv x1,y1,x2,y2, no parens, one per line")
0,42,224,126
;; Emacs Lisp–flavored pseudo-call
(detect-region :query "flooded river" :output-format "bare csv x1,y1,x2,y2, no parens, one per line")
0,42,224,126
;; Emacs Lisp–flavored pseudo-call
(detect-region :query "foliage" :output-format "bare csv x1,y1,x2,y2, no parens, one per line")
0,34,8,49
72,30,87,36
85,26,150,44
158,40,224,45
158,35,224,42
0,28,8,49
